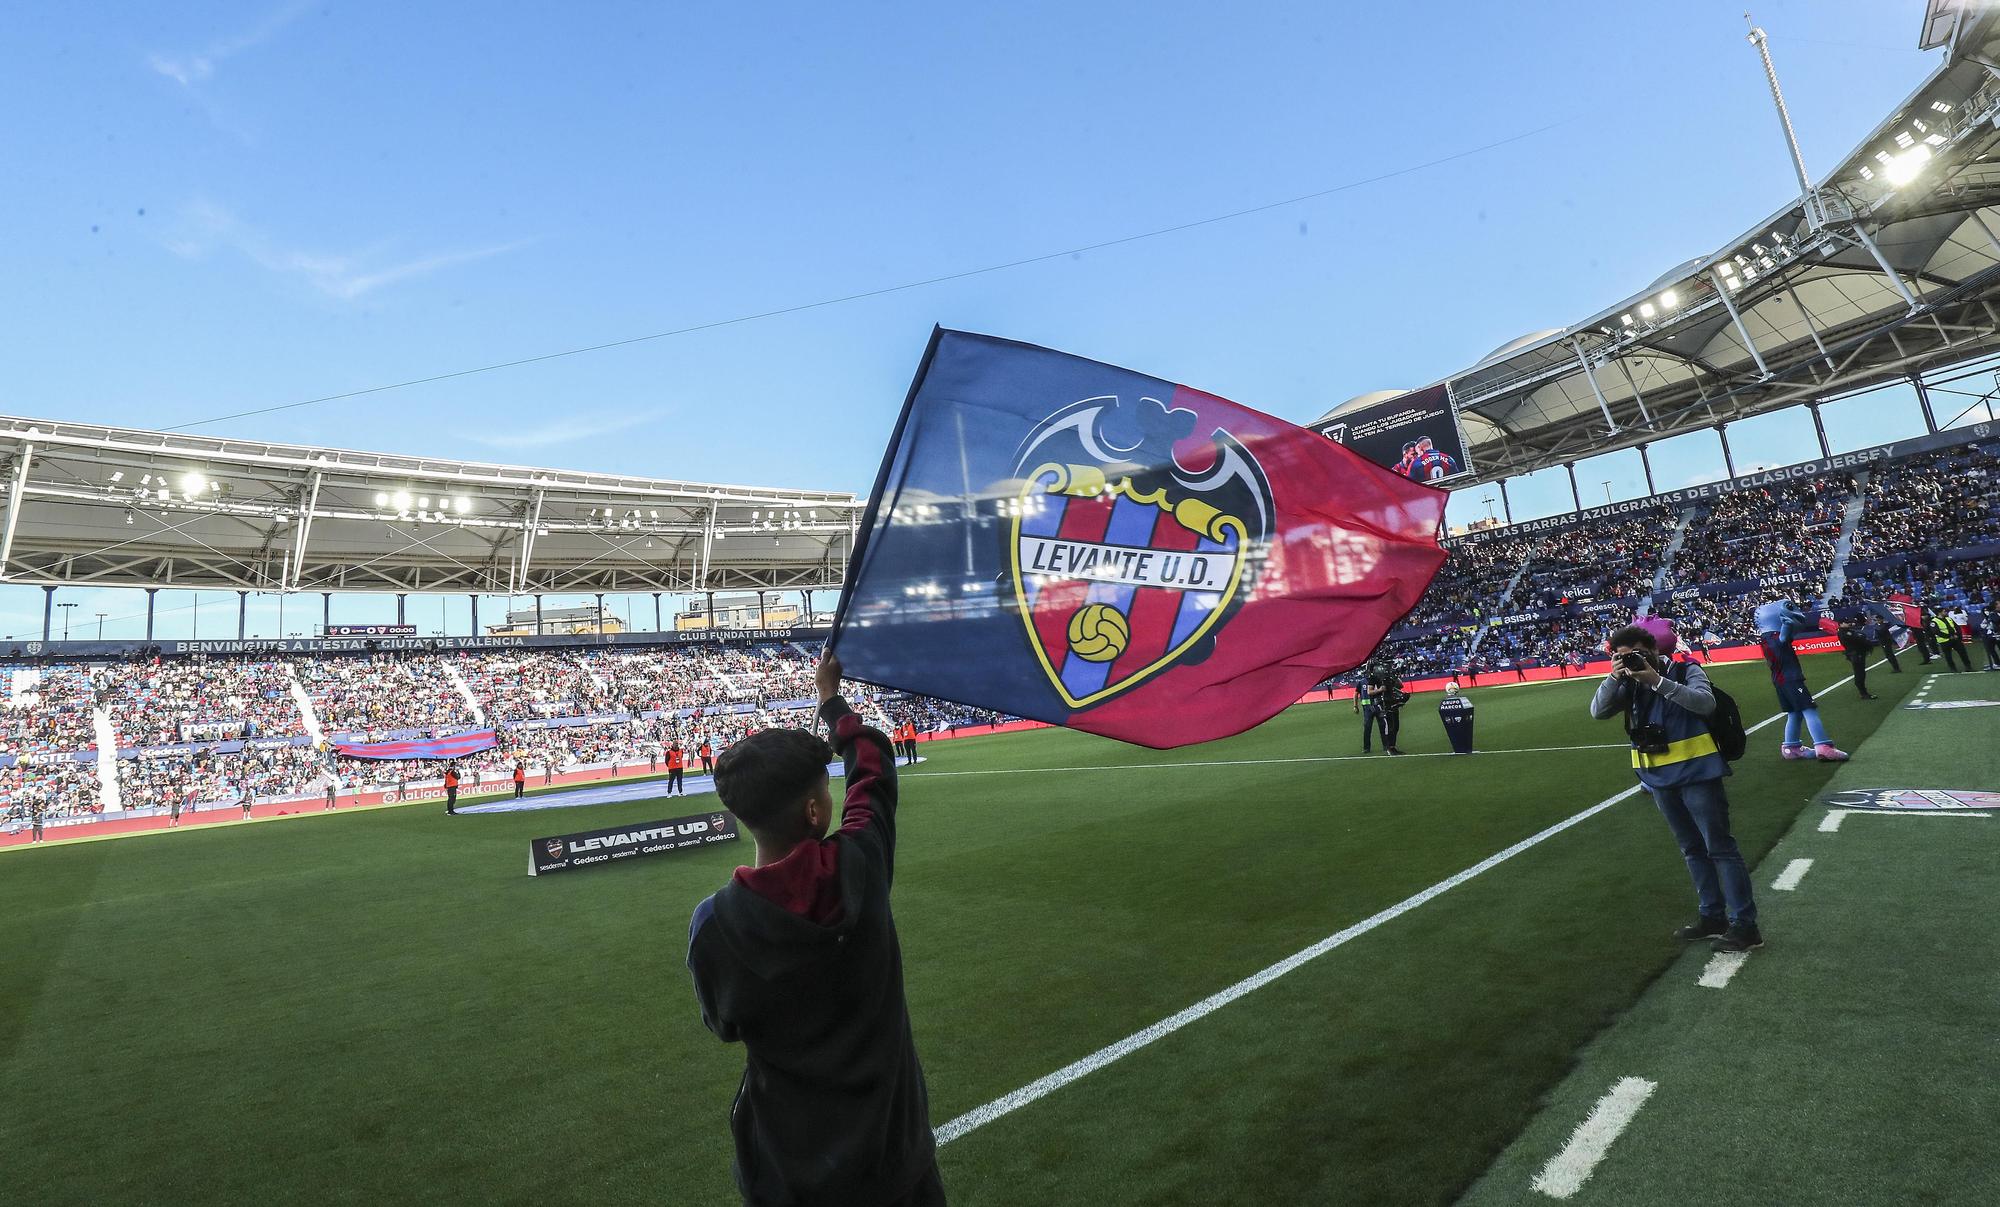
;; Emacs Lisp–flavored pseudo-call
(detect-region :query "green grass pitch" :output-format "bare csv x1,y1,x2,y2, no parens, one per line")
0,655,1908,1205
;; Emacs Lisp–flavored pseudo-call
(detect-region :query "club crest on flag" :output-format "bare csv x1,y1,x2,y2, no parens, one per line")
1006,395,1272,710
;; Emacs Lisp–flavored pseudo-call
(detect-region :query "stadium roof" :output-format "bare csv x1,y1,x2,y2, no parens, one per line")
1318,6,2000,485
0,416,861,596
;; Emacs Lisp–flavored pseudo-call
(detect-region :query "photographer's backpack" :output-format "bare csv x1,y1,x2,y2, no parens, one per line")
1677,662,1748,762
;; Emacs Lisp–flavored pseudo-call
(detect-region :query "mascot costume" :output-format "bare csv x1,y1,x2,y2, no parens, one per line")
1753,599,1849,762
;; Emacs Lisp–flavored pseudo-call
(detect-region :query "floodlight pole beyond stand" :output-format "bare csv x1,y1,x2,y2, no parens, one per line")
1747,16,1824,231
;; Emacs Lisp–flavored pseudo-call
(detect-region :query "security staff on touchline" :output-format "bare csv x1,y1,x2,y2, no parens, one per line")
1933,607,1972,673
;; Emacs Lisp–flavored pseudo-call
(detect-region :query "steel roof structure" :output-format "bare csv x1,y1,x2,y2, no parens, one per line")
0,416,861,595
1318,5,2000,488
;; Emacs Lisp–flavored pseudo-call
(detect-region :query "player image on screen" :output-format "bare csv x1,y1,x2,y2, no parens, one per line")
1410,435,1458,482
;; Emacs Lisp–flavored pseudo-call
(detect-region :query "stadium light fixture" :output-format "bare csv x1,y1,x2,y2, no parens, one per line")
393,491,412,510
1659,289,1679,309
156,488,170,501
181,472,207,496
1620,313,1633,326
374,492,388,507
108,471,122,483
418,496,431,509
1639,303,1655,319
455,497,470,513
1885,144,1932,186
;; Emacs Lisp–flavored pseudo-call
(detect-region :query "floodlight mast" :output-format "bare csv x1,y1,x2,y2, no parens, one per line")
1747,15,1825,231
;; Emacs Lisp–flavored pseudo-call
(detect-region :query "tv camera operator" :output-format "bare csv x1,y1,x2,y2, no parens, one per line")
1590,623,1761,953
1360,659,1408,755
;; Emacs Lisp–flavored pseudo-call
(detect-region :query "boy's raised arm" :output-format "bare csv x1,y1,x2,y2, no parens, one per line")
815,651,901,883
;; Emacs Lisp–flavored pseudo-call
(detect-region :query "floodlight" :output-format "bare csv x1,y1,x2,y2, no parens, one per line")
418,496,431,509
375,492,388,506
108,471,123,483
181,472,207,495
455,497,470,513
1639,303,1655,319
1885,145,1931,186
393,491,412,510
1659,289,1678,308
1620,313,1633,326
156,488,170,501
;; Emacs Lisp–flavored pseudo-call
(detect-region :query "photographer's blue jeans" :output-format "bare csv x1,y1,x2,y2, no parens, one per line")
1649,777,1757,925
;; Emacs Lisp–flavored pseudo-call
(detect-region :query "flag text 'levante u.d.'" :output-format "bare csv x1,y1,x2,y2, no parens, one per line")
832,329,1450,748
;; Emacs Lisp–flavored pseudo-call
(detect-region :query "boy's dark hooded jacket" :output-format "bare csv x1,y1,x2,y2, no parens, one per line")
688,698,934,1206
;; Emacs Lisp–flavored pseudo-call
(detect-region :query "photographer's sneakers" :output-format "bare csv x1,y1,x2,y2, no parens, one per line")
1781,743,1810,760
1813,743,1850,761
1673,915,1729,942
1712,922,1765,953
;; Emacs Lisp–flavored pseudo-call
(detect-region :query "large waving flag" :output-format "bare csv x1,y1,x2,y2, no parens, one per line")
832,329,1449,748
333,729,499,760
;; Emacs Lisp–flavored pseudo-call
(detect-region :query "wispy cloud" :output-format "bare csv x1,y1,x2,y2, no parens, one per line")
467,411,666,451
166,200,530,300
148,1,310,87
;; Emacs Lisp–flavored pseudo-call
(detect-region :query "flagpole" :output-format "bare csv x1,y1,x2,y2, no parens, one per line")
831,325,944,645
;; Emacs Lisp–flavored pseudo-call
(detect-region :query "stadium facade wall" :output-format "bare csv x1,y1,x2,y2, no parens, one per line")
0,626,828,662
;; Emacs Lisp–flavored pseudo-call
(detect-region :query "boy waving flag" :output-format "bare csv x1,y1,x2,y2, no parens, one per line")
688,651,942,1207
834,329,1449,748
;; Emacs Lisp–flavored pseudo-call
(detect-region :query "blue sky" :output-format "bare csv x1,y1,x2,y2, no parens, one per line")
0,1,1966,639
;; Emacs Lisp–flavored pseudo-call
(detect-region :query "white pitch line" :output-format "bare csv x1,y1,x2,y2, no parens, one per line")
1771,857,1813,891
1697,950,1750,989
929,658,1889,1148
931,780,1649,1145
1529,1076,1658,1200
1821,808,1989,832
908,743,1626,778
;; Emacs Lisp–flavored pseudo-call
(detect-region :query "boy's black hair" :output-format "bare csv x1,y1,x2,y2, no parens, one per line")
1606,624,1657,651
713,728,835,833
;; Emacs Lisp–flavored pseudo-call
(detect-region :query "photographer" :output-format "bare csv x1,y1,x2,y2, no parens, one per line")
1590,623,1761,953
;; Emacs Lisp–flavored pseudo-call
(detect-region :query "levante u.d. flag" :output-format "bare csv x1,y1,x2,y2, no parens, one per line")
831,329,1449,749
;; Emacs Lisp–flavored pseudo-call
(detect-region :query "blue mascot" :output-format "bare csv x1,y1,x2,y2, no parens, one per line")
1753,599,1849,761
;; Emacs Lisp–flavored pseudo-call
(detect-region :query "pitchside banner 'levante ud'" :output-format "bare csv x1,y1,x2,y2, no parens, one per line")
832,329,1450,749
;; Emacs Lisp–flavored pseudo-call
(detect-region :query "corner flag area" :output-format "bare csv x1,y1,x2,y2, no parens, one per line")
0,653,1956,1204
1462,664,2000,1206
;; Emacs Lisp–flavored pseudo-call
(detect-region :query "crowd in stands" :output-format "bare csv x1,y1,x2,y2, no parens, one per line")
1518,506,1677,607
1671,479,1849,587
300,654,474,736
1401,540,1521,628
1850,444,2000,562
103,656,302,746
6,438,1998,827
2,665,104,757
